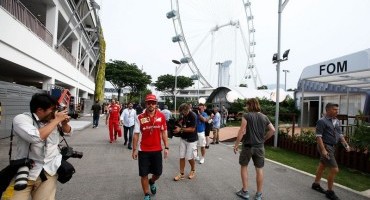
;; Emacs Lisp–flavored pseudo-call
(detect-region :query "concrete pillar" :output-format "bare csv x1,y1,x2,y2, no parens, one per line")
71,39,79,68
45,5,58,48
84,57,90,75
42,77,55,91
70,87,78,105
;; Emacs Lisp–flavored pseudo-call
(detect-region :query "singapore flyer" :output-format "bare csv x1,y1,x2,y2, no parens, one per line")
167,0,263,89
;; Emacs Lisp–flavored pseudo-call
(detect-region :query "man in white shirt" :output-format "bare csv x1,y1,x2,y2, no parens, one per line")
10,93,73,200
120,102,137,149
161,105,172,122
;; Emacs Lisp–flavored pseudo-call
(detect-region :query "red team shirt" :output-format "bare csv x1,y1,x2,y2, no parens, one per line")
135,111,167,152
108,104,120,121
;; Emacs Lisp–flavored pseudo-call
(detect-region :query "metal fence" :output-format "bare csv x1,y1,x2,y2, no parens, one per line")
0,81,43,139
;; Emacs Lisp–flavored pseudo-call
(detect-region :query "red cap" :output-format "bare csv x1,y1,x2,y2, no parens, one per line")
145,94,157,102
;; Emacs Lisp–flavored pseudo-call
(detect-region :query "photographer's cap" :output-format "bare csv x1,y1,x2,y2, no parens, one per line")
145,94,157,102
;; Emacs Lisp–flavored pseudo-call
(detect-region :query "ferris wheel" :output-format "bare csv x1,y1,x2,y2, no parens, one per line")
167,0,263,89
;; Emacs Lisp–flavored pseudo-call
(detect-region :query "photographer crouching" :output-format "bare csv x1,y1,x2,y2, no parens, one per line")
7,93,73,200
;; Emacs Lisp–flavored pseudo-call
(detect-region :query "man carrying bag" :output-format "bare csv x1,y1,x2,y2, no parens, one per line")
1,93,73,200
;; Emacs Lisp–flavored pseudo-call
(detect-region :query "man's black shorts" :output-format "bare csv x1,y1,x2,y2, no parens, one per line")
138,151,163,177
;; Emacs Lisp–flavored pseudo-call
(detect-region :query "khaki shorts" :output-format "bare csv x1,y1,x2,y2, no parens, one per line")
8,173,57,200
179,139,197,160
197,132,206,147
318,144,338,168
239,145,265,168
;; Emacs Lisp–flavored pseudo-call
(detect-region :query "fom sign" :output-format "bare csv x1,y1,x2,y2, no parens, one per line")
319,60,347,75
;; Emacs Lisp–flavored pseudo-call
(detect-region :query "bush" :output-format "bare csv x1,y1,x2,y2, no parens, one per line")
350,119,370,153
295,129,316,145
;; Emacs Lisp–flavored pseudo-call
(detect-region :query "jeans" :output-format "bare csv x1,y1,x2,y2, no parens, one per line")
124,125,134,147
93,114,100,127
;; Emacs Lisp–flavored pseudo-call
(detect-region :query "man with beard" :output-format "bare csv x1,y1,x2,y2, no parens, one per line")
132,94,169,200
9,93,72,199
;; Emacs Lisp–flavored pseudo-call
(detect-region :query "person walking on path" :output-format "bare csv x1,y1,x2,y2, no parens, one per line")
161,105,172,121
311,103,350,200
105,99,122,143
173,103,198,181
204,108,214,149
233,98,275,200
221,105,228,127
91,100,101,128
161,105,173,139
132,94,169,200
194,103,208,164
7,93,73,200
211,107,221,144
120,102,136,149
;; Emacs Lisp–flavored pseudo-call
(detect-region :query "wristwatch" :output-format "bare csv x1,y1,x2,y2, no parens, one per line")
165,147,169,150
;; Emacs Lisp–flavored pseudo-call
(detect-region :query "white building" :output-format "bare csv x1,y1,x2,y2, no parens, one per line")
0,0,102,137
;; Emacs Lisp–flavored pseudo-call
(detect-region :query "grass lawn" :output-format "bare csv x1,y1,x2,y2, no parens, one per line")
264,146,370,192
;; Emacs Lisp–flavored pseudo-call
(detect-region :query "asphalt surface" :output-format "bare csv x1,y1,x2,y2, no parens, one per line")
1,116,369,200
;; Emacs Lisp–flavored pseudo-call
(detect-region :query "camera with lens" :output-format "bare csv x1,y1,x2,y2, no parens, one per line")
192,106,200,115
14,166,29,190
12,158,33,191
56,103,78,120
60,146,83,160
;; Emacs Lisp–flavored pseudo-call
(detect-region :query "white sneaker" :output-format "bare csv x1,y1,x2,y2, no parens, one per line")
199,157,205,164
195,156,200,161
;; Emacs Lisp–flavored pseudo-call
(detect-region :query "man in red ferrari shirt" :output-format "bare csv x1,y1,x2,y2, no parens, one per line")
132,94,169,200
105,99,122,143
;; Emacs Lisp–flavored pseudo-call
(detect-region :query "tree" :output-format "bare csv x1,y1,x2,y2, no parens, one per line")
94,28,106,102
105,60,151,101
153,74,194,105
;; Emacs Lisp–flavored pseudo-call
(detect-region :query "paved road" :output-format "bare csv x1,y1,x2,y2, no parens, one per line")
1,117,368,200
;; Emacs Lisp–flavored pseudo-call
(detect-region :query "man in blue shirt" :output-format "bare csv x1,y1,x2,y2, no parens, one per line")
195,103,208,164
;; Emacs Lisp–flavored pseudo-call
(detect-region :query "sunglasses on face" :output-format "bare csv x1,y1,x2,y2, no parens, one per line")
146,101,157,105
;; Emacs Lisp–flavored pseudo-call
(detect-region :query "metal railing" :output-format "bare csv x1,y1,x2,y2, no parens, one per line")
80,67,88,76
1,0,77,67
56,45,77,66
0,0,53,46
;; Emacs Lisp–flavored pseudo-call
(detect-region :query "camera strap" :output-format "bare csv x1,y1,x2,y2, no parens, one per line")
9,123,32,164
58,125,70,148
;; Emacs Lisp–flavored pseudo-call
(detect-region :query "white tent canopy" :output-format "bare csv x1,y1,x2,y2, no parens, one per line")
299,48,370,90
226,87,292,103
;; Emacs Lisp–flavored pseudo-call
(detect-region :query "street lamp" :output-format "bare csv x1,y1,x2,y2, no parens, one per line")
172,59,181,112
282,69,290,91
272,0,290,148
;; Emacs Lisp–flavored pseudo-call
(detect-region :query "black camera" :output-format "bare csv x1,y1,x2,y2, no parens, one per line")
192,106,200,115
60,146,83,160
57,105,78,119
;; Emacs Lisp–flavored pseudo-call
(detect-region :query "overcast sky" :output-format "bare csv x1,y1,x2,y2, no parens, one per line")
99,0,370,91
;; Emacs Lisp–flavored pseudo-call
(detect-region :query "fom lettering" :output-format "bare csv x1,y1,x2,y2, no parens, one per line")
319,60,347,75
